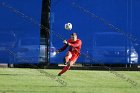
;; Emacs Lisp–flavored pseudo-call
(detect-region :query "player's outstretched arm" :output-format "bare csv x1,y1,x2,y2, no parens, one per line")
56,40,68,52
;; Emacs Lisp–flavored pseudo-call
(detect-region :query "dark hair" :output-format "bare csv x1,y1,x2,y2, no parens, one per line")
71,33,77,36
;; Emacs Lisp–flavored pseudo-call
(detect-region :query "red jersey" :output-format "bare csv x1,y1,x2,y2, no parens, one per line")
58,39,82,56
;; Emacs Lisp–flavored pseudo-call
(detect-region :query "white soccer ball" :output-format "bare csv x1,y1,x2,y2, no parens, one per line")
65,23,72,30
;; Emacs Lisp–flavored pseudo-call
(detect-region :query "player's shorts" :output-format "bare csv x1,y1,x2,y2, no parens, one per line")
65,51,79,64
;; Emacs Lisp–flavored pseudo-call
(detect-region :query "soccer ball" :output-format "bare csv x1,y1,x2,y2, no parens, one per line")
65,23,72,30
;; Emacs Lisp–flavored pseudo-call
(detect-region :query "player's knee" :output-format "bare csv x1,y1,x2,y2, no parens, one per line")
70,61,74,66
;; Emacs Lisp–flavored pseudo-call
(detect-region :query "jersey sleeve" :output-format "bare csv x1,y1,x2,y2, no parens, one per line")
58,44,68,52
58,40,70,52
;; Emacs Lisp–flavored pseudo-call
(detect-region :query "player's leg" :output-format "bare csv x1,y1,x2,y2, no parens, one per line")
64,51,72,65
58,52,72,76
58,55,78,76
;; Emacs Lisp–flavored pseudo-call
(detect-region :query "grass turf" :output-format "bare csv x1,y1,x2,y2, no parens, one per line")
0,68,139,93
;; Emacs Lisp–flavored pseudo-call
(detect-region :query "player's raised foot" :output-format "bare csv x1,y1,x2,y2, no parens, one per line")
58,73,61,76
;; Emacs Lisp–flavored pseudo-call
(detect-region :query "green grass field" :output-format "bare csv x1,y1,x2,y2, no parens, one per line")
0,68,139,93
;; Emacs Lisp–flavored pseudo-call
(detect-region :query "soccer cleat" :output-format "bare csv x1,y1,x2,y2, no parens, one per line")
64,62,67,65
63,58,67,65
58,73,61,76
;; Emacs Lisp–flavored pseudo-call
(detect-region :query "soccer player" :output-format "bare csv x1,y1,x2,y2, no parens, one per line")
56,33,82,76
